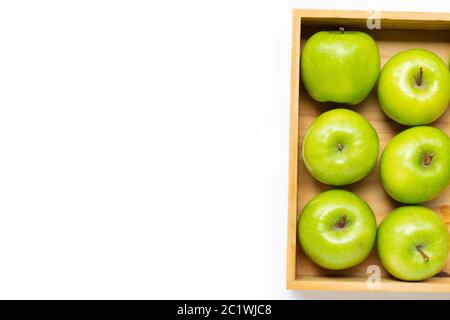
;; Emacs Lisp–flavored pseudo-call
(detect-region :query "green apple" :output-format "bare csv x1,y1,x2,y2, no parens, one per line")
377,206,449,281
298,189,377,270
301,29,380,105
302,108,379,186
380,126,450,204
378,49,450,126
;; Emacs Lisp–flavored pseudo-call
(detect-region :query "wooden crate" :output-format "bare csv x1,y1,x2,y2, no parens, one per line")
287,9,450,292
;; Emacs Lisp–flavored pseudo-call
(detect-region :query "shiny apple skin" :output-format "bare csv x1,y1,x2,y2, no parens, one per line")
297,190,377,270
380,126,450,204
378,49,450,126
301,31,380,105
377,206,449,281
302,108,379,186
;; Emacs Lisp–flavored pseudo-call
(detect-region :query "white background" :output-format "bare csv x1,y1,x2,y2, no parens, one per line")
0,0,449,299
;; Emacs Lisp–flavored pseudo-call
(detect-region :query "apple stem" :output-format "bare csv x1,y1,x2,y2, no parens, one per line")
423,152,433,166
337,143,344,151
416,245,430,262
417,67,423,86
339,26,345,34
336,215,347,229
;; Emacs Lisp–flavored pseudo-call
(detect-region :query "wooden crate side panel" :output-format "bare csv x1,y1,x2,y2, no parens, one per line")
286,12,302,289
293,10,450,30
